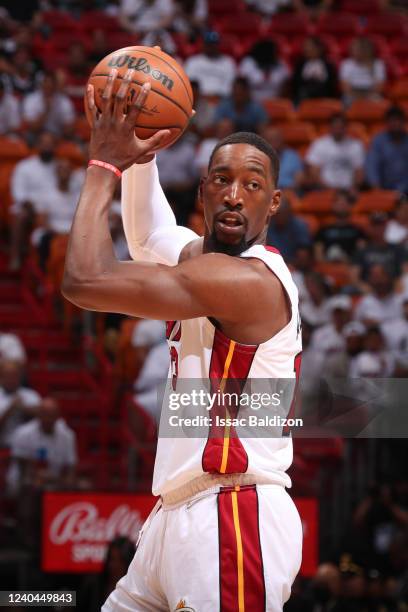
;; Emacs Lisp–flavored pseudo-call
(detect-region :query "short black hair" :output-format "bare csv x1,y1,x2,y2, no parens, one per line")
208,132,280,185
385,105,406,121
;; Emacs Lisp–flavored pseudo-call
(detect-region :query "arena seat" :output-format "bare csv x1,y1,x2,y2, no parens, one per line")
316,13,361,38
389,78,408,103
365,13,408,38
263,98,295,124
351,214,370,234
346,99,390,125
347,122,370,146
268,13,312,37
390,39,408,64
218,13,262,37
0,138,30,163
278,122,317,153
41,10,78,29
55,142,85,165
340,0,381,14
298,190,335,216
74,116,91,141
106,31,140,51
80,11,121,33
297,214,320,236
354,190,398,214
315,261,352,288
297,99,343,126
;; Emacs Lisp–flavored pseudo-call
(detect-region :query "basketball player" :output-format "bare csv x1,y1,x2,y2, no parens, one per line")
63,69,303,611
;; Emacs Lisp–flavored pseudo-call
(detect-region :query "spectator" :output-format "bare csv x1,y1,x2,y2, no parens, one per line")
315,189,364,261
305,112,365,190
306,563,342,610
267,196,311,261
353,214,406,282
156,132,198,225
366,106,408,194
292,36,337,104
0,332,26,362
6,397,77,495
119,0,175,34
22,71,75,140
325,320,366,377
385,195,408,245
141,27,177,55
79,537,136,612
189,79,217,137
172,0,208,40
58,42,91,114
131,319,168,424
291,245,316,303
239,39,290,102
310,294,353,361
245,0,292,16
3,45,41,97
184,30,237,97
300,271,331,328
213,76,268,134
0,359,41,448
354,264,402,325
262,125,304,189
31,157,84,270
340,37,386,105
110,201,130,261
89,29,111,64
0,79,20,135
382,295,408,375
195,118,234,176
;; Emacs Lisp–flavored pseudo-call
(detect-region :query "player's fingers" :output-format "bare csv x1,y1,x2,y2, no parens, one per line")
153,45,161,50
101,68,117,115
126,81,151,125
114,68,133,118
86,84,98,124
140,129,170,154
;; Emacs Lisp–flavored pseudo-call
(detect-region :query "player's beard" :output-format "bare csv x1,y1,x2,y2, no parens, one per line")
206,229,250,256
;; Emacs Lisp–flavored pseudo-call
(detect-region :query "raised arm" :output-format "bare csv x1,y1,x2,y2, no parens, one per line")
121,157,199,265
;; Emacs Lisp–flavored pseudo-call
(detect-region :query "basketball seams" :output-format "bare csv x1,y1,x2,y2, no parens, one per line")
91,73,190,121
116,46,194,107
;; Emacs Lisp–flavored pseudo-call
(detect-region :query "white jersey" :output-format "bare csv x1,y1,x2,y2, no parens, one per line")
153,244,302,496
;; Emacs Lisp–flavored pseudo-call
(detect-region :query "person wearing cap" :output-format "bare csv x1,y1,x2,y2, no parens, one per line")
299,271,331,328
381,294,408,375
119,0,175,34
366,106,408,195
352,211,406,284
310,294,353,362
184,31,237,97
355,264,403,325
349,325,394,377
325,320,366,377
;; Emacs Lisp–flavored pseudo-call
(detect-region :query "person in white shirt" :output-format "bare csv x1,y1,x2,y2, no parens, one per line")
310,294,353,362
31,157,85,269
385,196,408,245
0,359,41,448
354,264,402,325
7,397,77,494
0,80,20,135
305,113,365,190
184,30,237,97
239,39,290,103
0,333,26,363
119,0,175,34
22,71,75,139
300,271,331,328
340,37,386,105
349,326,394,377
381,294,408,374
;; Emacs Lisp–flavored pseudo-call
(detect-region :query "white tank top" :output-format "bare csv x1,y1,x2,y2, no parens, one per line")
152,244,302,496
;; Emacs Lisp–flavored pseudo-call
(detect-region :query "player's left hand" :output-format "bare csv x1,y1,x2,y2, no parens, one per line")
87,68,171,171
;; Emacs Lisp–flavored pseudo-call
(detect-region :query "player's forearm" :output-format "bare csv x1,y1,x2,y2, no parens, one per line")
62,166,118,298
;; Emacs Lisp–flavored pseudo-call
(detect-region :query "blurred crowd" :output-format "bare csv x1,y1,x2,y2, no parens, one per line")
0,0,407,608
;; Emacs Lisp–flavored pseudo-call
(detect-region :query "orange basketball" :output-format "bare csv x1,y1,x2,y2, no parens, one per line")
85,46,194,149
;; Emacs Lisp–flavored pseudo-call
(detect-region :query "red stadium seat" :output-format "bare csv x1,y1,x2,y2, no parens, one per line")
389,78,408,103
297,99,343,126
263,98,295,123
218,13,262,37
354,190,398,214
390,38,408,63
80,10,121,32
56,142,85,166
365,13,408,38
268,13,312,37
298,190,335,216
340,0,381,14
278,122,317,153
317,13,361,38
297,214,320,236
0,138,30,162
41,10,78,29
208,0,245,15
346,99,390,125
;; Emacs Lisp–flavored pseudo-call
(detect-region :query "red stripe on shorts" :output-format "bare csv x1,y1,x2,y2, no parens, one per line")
218,485,266,612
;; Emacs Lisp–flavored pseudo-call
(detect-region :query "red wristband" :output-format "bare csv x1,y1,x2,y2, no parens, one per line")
88,159,122,178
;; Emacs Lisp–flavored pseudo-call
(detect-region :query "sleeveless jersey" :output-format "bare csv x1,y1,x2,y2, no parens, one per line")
152,244,302,496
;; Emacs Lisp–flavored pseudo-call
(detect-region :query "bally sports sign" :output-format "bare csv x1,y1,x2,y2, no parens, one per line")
42,493,318,576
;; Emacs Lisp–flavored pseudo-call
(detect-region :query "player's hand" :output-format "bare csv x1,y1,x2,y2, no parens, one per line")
86,68,171,171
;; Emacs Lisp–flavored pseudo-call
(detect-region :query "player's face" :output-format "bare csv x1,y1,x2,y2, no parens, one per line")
201,144,280,256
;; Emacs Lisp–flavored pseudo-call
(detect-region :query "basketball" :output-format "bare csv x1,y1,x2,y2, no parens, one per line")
85,46,194,149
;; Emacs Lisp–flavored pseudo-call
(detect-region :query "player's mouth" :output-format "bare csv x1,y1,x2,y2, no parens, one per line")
215,211,246,236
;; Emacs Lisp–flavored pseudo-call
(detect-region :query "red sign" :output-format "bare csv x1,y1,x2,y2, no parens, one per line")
295,497,319,577
42,492,318,576
42,492,157,572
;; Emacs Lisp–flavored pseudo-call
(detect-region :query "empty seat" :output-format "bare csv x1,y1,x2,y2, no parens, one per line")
219,13,262,37
297,213,320,235
365,13,408,38
340,0,380,14
298,190,335,215
317,12,361,38
389,78,408,103
346,99,390,125
315,261,352,287
263,98,295,123
208,0,245,15
56,142,85,165
297,99,343,125
0,138,30,162
269,13,312,37
278,122,317,151
354,190,398,214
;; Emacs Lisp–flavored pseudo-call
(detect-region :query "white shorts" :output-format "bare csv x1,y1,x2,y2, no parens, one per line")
102,483,302,612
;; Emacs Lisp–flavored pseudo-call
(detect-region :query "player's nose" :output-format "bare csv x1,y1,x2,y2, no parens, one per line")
223,181,244,208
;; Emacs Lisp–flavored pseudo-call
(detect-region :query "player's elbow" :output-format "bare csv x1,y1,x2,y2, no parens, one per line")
61,271,97,310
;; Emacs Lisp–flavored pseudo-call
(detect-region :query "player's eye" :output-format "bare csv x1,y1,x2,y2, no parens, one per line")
214,175,227,185
248,181,260,191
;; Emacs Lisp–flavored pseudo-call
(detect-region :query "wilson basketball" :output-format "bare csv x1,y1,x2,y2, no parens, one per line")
85,46,194,148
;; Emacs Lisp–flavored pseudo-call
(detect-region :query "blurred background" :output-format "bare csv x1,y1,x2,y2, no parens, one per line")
0,0,407,609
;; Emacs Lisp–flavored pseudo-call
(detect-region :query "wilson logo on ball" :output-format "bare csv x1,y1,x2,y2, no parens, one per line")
107,55,174,91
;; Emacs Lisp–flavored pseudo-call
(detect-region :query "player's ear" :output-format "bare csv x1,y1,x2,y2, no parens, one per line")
269,190,281,216
198,176,206,207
